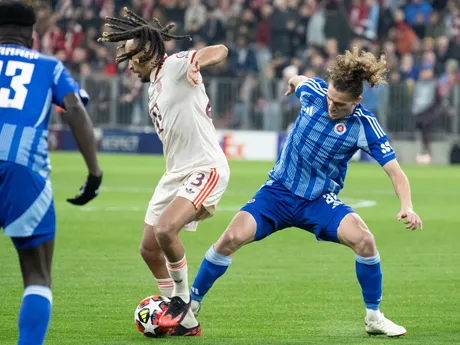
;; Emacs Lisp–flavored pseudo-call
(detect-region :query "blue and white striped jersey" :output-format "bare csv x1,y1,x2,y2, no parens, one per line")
269,77,395,200
0,44,87,179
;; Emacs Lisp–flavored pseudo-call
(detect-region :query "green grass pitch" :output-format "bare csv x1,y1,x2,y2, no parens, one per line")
1,152,459,344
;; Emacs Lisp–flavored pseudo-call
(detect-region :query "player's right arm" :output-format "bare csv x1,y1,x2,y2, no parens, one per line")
51,61,102,205
284,75,309,96
285,76,328,108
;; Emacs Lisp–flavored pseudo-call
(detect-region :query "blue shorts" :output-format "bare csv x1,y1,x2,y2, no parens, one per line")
240,179,354,243
0,162,56,250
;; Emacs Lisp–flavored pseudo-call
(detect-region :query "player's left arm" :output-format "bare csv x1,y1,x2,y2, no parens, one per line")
187,45,228,87
51,61,102,206
358,115,422,231
382,159,423,231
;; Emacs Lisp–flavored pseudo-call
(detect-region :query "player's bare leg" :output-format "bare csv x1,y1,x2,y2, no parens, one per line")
156,196,203,328
214,211,257,254
16,238,54,345
140,223,174,297
338,213,407,337
18,239,54,288
190,211,257,316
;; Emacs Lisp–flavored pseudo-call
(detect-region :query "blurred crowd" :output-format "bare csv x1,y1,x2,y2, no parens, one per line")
31,0,460,157
30,0,460,75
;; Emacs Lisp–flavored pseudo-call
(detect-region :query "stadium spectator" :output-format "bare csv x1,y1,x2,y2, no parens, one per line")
184,0,207,31
426,11,447,38
256,4,273,46
405,0,432,26
391,9,419,54
413,66,439,163
230,36,258,76
324,1,353,53
200,7,226,45
386,70,413,133
271,0,294,56
307,1,326,48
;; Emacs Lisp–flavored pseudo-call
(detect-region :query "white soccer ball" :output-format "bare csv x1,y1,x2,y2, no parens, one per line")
134,295,170,337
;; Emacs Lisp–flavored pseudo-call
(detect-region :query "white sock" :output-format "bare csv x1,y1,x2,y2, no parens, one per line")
166,255,190,303
156,277,174,297
180,308,199,328
366,308,382,320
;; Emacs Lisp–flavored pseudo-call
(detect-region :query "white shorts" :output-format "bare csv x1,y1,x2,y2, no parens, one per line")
144,165,230,231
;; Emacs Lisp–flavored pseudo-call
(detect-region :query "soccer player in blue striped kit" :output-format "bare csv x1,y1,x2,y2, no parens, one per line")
187,48,423,336
0,2,102,344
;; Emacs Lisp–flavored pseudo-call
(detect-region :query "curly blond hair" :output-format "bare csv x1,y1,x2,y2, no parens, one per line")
327,47,388,98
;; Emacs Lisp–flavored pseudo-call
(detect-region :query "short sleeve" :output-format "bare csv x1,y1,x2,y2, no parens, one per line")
295,77,328,107
163,51,197,82
357,114,396,166
51,61,89,108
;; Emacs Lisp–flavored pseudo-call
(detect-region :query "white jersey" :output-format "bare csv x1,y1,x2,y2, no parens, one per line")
148,51,228,175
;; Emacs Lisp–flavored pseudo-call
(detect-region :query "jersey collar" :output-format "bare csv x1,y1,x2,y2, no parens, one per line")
344,104,361,119
0,43,26,48
351,103,361,117
150,54,168,83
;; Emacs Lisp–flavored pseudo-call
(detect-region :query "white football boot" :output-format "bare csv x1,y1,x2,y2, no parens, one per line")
365,311,407,337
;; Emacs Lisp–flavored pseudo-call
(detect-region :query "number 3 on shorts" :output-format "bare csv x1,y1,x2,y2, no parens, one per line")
185,169,220,209
190,173,206,187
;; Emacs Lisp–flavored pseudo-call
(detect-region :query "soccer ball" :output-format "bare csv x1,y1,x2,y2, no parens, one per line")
134,295,170,337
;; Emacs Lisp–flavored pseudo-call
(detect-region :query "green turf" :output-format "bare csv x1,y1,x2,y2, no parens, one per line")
1,152,459,344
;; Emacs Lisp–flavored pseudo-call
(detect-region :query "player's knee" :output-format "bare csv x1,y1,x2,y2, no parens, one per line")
139,243,163,263
340,214,377,256
218,228,246,252
154,223,178,245
355,230,376,257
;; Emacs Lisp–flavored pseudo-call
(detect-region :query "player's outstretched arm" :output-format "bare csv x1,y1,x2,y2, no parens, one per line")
383,159,423,230
187,45,228,87
63,93,102,206
285,75,309,96
193,44,228,68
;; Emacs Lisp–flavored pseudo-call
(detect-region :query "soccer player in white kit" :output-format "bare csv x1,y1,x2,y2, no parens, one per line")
99,8,229,335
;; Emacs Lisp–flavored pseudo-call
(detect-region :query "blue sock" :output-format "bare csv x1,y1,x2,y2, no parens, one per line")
190,245,232,302
18,285,52,345
355,253,382,311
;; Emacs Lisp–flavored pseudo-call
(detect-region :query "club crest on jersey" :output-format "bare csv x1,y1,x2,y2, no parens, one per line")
334,123,347,135
155,81,162,93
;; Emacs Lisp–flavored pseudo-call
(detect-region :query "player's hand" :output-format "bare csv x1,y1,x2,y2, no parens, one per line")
67,173,103,206
187,60,202,87
284,82,296,96
397,207,422,231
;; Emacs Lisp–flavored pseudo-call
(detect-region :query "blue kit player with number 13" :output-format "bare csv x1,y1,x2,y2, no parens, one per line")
188,48,424,337
0,2,102,344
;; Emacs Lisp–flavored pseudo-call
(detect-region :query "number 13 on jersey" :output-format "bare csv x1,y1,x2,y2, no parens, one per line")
0,60,35,110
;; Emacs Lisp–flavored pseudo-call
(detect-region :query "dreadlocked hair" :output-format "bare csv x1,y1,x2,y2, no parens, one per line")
98,7,192,65
327,47,388,99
